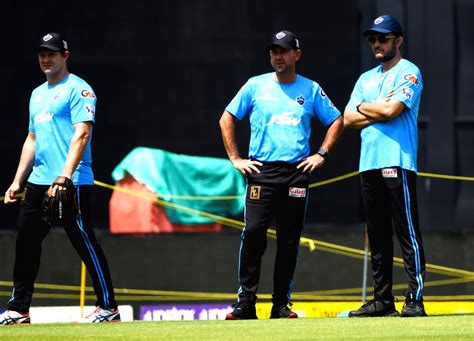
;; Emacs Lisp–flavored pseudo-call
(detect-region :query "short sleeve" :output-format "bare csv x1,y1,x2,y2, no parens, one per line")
345,76,365,111
70,86,96,124
225,80,253,120
28,92,35,132
313,86,341,126
391,69,423,109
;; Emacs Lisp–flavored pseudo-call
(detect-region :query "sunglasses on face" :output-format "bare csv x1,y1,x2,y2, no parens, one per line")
367,35,397,44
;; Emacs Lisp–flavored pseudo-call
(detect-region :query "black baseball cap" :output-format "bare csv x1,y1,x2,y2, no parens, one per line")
35,32,69,52
362,15,403,36
266,30,300,51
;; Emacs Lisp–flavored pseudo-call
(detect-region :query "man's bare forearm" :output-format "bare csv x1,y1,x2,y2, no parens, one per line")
319,116,344,152
61,122,91,178
219,111,242,162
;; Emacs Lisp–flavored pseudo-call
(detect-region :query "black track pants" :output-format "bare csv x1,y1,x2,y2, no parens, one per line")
7,182,117,313
360,168,426,300
237,162,309,305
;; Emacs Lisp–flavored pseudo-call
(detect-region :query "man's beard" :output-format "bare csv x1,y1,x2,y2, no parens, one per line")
375,46,397,62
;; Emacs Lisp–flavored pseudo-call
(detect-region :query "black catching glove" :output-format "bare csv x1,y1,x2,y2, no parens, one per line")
41,176,79,226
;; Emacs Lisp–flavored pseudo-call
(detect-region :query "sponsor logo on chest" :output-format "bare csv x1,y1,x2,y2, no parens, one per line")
35,110,54,123
267,112,301,126
289,187,306,198
381,168,398,178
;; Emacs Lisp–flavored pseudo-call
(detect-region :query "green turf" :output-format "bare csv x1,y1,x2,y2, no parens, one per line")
0,315,473,340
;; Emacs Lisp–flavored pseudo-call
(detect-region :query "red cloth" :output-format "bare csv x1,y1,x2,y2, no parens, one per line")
109,175,221,233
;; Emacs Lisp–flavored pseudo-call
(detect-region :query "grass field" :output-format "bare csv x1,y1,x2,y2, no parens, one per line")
0,315,473,340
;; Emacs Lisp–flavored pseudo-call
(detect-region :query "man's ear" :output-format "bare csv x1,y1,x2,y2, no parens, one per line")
396,36,404,48
295,49,302,61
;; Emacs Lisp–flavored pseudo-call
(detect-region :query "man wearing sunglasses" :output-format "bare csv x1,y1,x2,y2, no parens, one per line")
344,15,427,317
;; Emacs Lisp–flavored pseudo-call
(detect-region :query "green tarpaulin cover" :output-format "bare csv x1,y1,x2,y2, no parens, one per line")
111,147,245,224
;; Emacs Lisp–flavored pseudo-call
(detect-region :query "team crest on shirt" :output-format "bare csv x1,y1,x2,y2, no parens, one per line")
81,89,96,99
295,95,305,105
249,186,261,200
85,103,95,118
402,87,414,100
403,73,419,86
289,187,307,198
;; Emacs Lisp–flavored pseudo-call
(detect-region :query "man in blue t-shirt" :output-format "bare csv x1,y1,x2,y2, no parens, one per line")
344,15,427,317
2,33,119,324
220,30,343,319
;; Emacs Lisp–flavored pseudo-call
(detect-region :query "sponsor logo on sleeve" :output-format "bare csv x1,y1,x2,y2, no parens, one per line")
289,187,307,198
320,88,327,97
85,103,95,118
81,89,96,99
402,87,414,100
403,73,419,86
381,168,398,178
249,186,261,200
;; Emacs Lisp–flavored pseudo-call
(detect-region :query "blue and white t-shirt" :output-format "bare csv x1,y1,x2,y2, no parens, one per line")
346,59,423,172
28,73,96,185
226,73,341,163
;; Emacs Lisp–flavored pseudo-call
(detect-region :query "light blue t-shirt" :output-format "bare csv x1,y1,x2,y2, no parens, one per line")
226,73,341,163
28,73,96,185
346,59,423,172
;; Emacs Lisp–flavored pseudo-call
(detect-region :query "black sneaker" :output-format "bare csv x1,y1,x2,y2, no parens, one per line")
401,293,427,317
349,298,400,317
270,303,298,319
225,298,258,320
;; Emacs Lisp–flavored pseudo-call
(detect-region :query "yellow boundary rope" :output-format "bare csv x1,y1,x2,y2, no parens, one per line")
1,170,472,304
93,178,474,278
2,170,472,202
1,277,474,302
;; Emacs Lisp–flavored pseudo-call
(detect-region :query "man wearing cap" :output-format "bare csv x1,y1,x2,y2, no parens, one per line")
344,15,427,317
1,33,120,324
220,30,343,319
